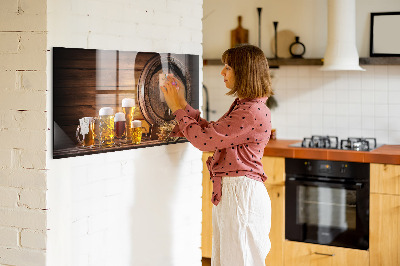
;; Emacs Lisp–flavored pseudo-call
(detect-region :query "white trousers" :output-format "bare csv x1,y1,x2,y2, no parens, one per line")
212,176,271,266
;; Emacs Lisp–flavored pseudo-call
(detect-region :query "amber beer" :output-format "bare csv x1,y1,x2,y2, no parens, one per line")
76,117,95,147
99,107,114,147
131,120,142,144
122,98,135,142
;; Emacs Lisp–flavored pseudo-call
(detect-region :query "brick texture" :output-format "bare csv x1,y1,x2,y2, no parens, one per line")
0,0,47,264
21,229,46,250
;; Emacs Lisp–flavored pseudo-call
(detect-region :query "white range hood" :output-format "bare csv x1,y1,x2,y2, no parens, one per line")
320,0,365,71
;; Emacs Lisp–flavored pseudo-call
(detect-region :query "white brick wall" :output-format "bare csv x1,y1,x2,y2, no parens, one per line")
2,0,203,264
0,0,48,265
46,1,203,266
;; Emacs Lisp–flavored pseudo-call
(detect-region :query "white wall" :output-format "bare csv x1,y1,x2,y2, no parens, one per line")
0,0,48,265
203,0,400,145
46,0,203,266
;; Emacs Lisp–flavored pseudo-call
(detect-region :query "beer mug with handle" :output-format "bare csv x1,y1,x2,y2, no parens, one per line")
76,117,95,147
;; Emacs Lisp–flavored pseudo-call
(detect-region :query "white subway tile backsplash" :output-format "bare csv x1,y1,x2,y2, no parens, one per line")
388,76,400,91
285,66,298,77
298,77,311,89
335,73,349,90
388,91,400,104
362,90,375,104
348,116,362,129
389,117,400,131
362,116,375,130
323,115,336,129
336,116,348,129
388,65,400,76
323,103,336,116
374,65,388,77
336,90,349,103
336,103,349,116
298,67,311,78
375,104,389,117
348,71,362,90
348,90,362,104
206,65,400,145
375,117,389,130
374,90,388,104
388,131,400,143
322,70,335,78
310,77,324,90
362,103,375,117
286,77,299,89
389,104,400,117
349,128,363,137
374,130,389,144
374,78,388,92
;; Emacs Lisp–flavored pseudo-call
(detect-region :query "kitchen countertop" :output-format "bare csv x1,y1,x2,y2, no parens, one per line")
263,139,400,165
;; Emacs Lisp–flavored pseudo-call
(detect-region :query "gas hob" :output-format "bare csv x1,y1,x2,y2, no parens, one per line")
289,135,382,151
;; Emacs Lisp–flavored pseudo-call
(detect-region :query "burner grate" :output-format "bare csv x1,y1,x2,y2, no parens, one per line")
301,135,339,149
340,137,377,151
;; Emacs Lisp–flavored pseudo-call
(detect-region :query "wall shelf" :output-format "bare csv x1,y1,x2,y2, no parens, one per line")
359,57,400,65
203,57,400,67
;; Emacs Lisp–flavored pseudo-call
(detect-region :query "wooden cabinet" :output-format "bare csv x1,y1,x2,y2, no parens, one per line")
262,156,285,266
370,163,400,195
264,184,284,266
370,163,400,266
284,241,369,266
201,152,213,258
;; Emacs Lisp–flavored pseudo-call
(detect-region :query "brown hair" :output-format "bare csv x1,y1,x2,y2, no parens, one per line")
221,44,273,99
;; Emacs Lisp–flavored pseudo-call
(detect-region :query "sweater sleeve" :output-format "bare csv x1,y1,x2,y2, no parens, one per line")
170,104,210,137
173,106,257,152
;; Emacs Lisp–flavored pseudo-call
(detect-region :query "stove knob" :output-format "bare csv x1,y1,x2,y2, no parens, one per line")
305,161,312,171
340,164,347,174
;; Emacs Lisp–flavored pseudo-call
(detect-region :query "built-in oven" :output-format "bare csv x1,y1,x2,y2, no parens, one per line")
285,158,369,250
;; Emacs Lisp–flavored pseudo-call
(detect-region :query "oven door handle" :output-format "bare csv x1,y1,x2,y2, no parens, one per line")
314,251,335,257
287,177,364,189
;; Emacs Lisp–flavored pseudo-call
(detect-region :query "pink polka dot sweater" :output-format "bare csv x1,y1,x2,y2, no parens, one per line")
171,97,271,206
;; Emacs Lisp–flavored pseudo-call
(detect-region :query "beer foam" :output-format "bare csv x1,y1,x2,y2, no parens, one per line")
114,112,126,122
122,98,135,107
131,120,142,128
99,107,113,116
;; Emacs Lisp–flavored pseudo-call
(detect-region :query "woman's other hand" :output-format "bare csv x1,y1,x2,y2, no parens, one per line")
160,75,186,113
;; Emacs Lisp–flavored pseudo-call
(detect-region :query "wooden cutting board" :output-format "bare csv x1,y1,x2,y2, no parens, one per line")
231,16,249,48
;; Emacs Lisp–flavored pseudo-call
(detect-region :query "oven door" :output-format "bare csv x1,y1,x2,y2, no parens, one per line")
285,177,369,250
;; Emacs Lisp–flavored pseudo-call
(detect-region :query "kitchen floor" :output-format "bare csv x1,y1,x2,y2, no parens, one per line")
202,257,211,266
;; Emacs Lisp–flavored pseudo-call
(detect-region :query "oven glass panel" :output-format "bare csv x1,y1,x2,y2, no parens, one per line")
297,186,357,230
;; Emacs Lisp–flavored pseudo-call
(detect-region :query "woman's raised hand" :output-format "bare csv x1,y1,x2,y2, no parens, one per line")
160,74,187,113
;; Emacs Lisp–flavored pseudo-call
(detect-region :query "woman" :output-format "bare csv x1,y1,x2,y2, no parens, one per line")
161,44,273,266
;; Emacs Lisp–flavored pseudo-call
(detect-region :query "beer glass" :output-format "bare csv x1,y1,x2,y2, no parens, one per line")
114,112,126,139
122,98,135,142
98,107,114,147
131,120,143,144
76,117,95,147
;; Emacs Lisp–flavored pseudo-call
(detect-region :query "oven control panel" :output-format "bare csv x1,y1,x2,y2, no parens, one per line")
286,158,369,180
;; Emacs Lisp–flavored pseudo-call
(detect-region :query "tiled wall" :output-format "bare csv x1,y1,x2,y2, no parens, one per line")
203,65,400,144
0,0,48,265
46,0,203,265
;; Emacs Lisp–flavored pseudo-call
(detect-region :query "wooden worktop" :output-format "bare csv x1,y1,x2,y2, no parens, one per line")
263,139,400,165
